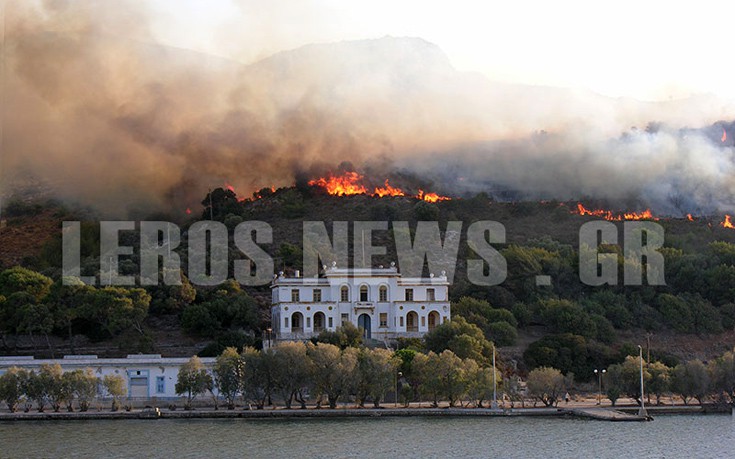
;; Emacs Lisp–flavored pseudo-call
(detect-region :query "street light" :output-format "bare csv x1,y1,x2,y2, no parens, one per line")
594,369,606,405
491,343,498,410
395,371,403,408
266,328,272,349
638,345,648,418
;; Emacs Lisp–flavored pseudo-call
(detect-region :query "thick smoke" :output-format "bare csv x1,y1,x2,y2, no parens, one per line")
3,1,735,217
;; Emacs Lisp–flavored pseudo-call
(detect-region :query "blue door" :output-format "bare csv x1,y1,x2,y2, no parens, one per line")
358,314,371,339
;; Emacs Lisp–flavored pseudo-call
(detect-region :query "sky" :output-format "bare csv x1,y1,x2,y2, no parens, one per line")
147,0,735,101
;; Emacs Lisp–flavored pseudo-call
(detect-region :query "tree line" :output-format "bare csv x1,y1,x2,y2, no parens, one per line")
0,364,127,412
175,342,501,410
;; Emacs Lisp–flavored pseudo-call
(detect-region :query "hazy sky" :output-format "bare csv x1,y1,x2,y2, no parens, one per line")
146,0,735,101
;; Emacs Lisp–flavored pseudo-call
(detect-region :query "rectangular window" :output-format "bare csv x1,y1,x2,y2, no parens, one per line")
156,376,165,394
313,289,322,302
291,289,300,302
405,288,414,301
341,288,349,302
400,316,404,327
379,313,388,328
328,317,333,328
379,288,388,302
341,313,349,326
421,316,426,327
306,317,311,328
285,317,289,328
427,288,435,301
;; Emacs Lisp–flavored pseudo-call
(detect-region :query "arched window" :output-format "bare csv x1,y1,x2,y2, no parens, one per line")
340,286,349,302
360,285,369,302
406,311,418,332
428,311,440,330
379,286,388,302
314,312,325,332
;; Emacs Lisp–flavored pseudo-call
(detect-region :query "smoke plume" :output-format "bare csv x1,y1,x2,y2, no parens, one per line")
3,1,735,217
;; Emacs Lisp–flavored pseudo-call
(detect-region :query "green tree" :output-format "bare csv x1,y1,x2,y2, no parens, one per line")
313,322,363,349
0,266,53,302
0,367,25,412
213,347,243,409
272,341,312,409
26,368,54,412
466,364,500,408
424,316,493,363
81,287,151,338
671,360,710,405
709,349,735,402
647,361,671,405
526,366,566,407
148,273,196,314
40,363,67,412
102,374,127,411
240,347,275,409
64,368,98,411
617,355,651,404
175,356,213,410
354,348,399,408
307,343,357,409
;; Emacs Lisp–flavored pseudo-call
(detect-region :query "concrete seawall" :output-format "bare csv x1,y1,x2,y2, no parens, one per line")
0,405,723,422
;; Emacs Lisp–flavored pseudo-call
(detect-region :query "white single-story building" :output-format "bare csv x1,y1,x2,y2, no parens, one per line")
0,354,215,400
270,263,451,344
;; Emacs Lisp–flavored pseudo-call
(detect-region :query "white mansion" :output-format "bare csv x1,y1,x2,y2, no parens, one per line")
270,263,450,343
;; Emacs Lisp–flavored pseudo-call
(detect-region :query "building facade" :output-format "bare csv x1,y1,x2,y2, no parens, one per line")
0,354,215,400
270,264,450,343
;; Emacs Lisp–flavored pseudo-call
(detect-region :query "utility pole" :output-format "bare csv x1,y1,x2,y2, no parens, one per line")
209,188,214,220
0,0,7,227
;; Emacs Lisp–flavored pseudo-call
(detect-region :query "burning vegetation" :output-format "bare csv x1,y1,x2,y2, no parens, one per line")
573,203,659,221
307,171,451,202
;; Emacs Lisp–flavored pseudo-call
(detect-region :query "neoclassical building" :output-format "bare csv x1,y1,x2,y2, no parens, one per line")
270,264,450,344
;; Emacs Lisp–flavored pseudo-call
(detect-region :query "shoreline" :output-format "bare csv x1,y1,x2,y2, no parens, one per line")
0,404,726,422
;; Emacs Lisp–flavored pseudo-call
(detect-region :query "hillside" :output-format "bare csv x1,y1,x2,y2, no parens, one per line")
2,187,735,375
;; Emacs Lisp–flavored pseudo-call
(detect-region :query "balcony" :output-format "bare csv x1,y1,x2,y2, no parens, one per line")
354,302,374,311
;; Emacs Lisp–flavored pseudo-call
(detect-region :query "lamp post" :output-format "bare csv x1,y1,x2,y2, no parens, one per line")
638,345,647,417
491,343,498,410
594,369,606,405
266,328,272,349
395,371,402,408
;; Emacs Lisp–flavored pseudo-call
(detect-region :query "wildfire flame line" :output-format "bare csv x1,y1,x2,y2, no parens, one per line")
308,172,450,201
722,215,734,229
574,203,658,221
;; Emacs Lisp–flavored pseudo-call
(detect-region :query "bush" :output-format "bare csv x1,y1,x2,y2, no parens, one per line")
487,321,518,346
413,201,440,221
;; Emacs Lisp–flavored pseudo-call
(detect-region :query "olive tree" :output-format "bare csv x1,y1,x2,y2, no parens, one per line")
272,341,312,409
102,374,127,411
0,367,25,412
526,366,566,407
307,343,357,409
213,347,242,410
175,356,213,410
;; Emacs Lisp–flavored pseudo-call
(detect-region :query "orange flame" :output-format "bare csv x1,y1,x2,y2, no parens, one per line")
418,189,451,203
373,180,405,197
687,213,694,221
225,182,236,193
722,128,727,143
309,171,451,201
574,203,658,221
722,215,735,229
308,171,368,196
